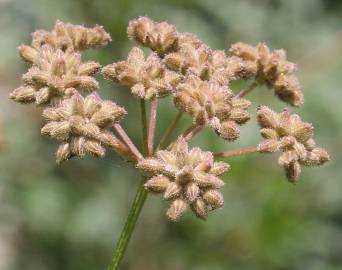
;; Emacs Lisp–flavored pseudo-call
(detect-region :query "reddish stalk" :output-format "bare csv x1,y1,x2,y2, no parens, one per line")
157,111,183,150
214,146,258,158
114,123,143,160
147,97,158,155
111,134,138,162
238,81,258,98
184,125,204,142
140,100,148,156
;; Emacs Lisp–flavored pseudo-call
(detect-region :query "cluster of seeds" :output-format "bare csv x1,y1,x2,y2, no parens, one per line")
230,42,304,106
103,17,255,141
10,21,131,162
30,20,111,52
41,93,127,163
102,47,180,100
11,45,100,105
174,76,250,140
10,17,329,221
138,138,229,220
257,106,329,181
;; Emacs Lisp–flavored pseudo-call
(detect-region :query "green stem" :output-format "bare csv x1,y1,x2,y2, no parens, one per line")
108,178,148,270
108,100,150,269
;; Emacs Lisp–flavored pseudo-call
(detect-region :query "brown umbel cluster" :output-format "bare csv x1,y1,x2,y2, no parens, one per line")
10,21,131,162
230,42,304,106
41,93,127,163
10,18,329,222
256,106,329,181
138,138,229,220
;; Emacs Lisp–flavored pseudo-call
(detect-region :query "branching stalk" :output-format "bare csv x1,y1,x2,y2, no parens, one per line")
140,100,148,156
214,146,258,158
157,111,183,150
114,123,143,160
238,81,258,98
108,99,155,269
184,125,204,142
147,97,158,155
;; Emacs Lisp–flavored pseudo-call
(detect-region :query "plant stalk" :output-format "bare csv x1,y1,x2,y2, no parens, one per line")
214,146,258,158
238,81,258,98
114,124,143,160
184,125,204,142
108,177,148,270
157,111,183,150
147,97,158,155
140,100,148,156
108,99,151,269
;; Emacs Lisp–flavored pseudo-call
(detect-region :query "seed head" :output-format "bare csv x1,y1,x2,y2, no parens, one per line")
41,92,126,163
10,45,100,106
102,47,179,100
257,106,330,182
127,17,178,55
18,44,39,64
174,76,250,140
230,42,304,106
164,43,212,79
137,138,230,221
31,20,111,52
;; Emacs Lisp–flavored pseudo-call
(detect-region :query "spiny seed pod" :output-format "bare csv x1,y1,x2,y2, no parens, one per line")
257,106,330,182
10,45,100,106
174,75,251,141
164,43,212,80
41,92,126,163
137,138,230,221
229,42,304,106
18,44,39,64
127,16,178,56
31,20,111,52
225,56,258,81
209,50,229,85
102,47,180,100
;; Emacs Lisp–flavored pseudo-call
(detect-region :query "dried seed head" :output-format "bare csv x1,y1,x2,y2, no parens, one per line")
166,199,187,221
11,45,100,106
41,93,126,162
191,198,208,220
56,142,71,163
174,76,250,140
230,42,304,106
9,86,36,104
203,190,224,209
257,106,329,181
32,20,111,52
137,138,229,221
257,139,281,153
177,32,203,49
18,44,39,64
127,17,178,55
164,43,212,80
102,47,179,100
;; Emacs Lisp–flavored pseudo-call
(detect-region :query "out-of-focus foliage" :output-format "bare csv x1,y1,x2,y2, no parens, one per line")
0,0,341,269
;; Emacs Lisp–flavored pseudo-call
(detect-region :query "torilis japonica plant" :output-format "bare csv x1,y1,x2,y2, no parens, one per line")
10,17,330,269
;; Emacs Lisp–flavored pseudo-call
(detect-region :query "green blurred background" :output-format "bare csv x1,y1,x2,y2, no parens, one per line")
0,0,341,269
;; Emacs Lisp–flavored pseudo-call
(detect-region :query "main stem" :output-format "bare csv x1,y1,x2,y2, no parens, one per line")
108,177,148,270
108,100,150,270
